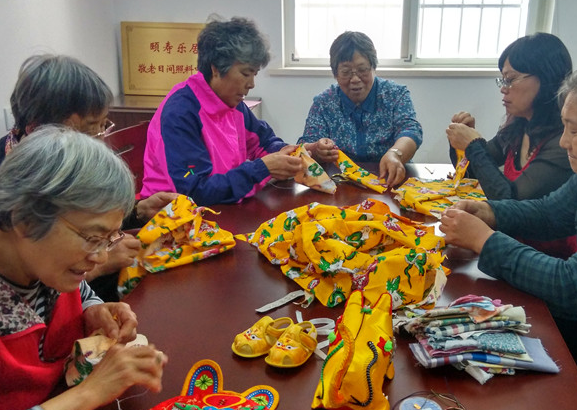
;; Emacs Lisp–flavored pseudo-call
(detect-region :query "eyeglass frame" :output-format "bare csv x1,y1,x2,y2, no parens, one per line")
495,74,533,89
93,119,115,139
59,216,125,254
336,66,373,80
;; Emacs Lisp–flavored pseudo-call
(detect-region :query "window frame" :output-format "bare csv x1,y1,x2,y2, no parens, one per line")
281,0,555,71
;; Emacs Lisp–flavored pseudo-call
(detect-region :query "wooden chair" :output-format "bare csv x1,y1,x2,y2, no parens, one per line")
104,121,149,194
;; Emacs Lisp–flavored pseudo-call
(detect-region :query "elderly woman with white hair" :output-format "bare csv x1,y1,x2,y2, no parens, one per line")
0,126,167,410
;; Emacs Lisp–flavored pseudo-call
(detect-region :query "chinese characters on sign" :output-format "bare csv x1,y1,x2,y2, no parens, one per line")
121,22,205,96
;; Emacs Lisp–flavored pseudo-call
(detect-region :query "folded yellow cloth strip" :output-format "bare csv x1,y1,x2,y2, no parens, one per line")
334,150,388,193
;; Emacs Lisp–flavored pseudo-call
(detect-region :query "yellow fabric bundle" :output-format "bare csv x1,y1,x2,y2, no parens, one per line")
118,195,236,297
392,150,486,218
236,198,448,309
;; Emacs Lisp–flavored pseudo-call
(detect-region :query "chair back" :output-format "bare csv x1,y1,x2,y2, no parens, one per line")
104,121,149,194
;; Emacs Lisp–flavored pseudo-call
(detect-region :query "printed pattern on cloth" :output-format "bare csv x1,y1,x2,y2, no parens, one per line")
236,198,448,309
118,195,236,297
0,277,56,336
392,150,486,218
290,145,337,194
334,150,388,193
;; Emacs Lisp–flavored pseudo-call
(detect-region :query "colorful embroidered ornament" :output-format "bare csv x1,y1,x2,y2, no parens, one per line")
392,150,486,218
334,150,388,193
151,359,280,410
118,195,236,297
290,144,337,194
236,198,448,310
312,290,395,410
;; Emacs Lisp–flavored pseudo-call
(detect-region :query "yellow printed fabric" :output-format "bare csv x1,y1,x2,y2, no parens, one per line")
118,195,235,297
334,150,388,193
392,150,486,218
236,198,448,309
290,144,337,194
312,291,395,410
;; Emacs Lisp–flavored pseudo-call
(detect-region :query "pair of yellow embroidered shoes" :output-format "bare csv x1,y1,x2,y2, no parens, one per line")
231,316,318,368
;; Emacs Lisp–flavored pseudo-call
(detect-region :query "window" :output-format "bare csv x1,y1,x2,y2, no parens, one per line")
283,0,554,69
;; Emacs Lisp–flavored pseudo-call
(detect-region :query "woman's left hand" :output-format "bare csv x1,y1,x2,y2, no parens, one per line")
84,302,138,343
379,152,406,187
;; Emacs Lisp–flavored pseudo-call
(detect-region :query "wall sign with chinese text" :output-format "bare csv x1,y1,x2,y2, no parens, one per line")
121,21,205,96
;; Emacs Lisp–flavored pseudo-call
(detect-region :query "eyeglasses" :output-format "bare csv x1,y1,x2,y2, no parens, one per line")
60,216,125,254
495,74,533,89
93,119,115,140
337,66,373,80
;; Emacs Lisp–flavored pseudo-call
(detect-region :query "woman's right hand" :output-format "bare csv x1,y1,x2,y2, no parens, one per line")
303,138,339,163
446,123,482,151
451,111,476,128
39,344,168,410
261,145,303,180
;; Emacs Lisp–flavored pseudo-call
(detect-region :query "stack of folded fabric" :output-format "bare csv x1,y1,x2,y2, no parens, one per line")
399,295,559,384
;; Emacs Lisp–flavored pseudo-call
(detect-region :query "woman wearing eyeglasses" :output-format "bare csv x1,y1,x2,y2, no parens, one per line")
298,31,423,187
440,71,577,361
0,126,167,410
3,54,178,301
446,33,574,258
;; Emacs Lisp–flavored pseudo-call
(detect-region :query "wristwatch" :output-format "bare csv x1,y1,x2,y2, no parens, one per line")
388,148,403,160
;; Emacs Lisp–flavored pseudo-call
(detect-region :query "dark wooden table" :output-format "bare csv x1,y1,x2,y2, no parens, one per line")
102,164,577,409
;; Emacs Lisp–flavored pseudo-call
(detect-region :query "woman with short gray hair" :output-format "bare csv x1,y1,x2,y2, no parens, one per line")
3,54,179,301
141,16,304,206
0,126,167,410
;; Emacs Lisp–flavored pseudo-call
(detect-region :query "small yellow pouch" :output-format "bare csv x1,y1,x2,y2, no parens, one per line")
118,195,236,297
312,290,395,410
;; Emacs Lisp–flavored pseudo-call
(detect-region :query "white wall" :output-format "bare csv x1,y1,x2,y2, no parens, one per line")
1,0,576,163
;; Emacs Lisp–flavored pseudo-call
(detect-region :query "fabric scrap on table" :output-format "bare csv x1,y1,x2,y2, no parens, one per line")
402,295,556,384
409,336,559,374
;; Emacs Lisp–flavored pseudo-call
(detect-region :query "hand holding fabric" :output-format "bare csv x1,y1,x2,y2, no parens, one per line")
439,207,494,253
85,234,140,282
262,145,303,180
304,138,339,163
84,302,138,344
137,192,180,221
446,122,481,151
41,344,167,410
379,151,406,186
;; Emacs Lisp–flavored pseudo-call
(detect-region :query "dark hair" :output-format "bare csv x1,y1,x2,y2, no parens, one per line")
197,16,270,82
10,54,113,135
329,31,378,77
497,33,572,147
